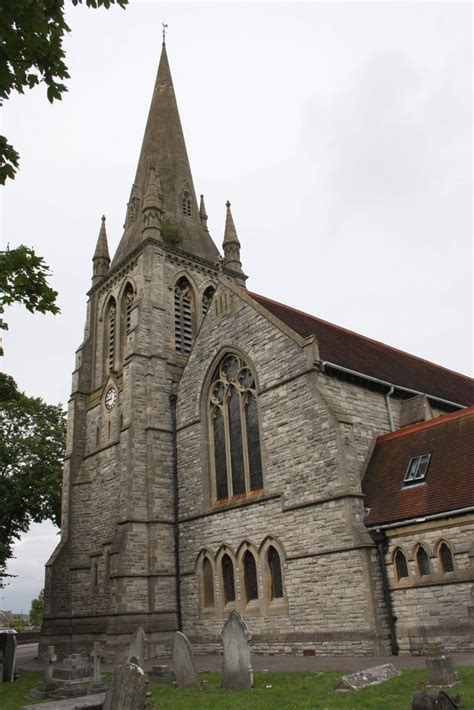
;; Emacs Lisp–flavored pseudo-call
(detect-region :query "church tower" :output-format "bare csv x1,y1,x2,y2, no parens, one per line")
42,40,244,657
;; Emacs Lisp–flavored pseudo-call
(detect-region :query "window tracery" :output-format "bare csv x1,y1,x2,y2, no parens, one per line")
174,276,194,355
209,354,263,503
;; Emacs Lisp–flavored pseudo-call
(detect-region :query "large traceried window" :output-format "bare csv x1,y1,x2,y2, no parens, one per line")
209,354,263,503
174,276,194,355
105,296,116,374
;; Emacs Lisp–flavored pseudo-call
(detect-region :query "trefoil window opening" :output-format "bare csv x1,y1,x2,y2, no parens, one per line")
403,453,431,485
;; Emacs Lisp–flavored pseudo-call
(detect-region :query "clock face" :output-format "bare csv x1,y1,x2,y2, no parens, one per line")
105,386,117,411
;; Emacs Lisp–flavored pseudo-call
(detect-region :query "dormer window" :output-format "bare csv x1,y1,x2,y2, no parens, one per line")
181,191,192,217
403,453,431,486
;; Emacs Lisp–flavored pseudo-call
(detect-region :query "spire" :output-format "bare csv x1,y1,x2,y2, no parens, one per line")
92,215,110,286
199,194,208,231
222,201,244,276
111,43,219,267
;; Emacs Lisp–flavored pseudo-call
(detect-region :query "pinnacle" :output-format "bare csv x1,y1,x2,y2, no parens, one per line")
93,214,110,262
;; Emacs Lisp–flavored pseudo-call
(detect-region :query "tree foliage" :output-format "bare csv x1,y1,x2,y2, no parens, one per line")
29,589,44,628
0,0,128,184
0,372,66,585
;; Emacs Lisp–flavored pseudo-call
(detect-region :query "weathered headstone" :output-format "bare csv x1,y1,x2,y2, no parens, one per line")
171,631,198,688
126,626,146,668
90,643,107,693
336,663,401,691
0,631,17,682
425,645,458,688
103,661,146,710
29,646,59,699
147,664,176,685
411,688,461,710
221,610,253,690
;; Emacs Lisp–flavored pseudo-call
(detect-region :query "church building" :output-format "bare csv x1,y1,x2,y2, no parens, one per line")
42,41,474,659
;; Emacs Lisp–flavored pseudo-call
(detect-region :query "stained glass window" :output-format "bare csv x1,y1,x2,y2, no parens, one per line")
203,557,215,607
439,543,454,573
222,554,235,604
417,546,431,576
268,546,283,599
209,354,263,502
174,277,194,355
243,551,258,602
394,549,409,579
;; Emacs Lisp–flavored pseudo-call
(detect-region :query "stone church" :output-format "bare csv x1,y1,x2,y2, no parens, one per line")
42,42,474,659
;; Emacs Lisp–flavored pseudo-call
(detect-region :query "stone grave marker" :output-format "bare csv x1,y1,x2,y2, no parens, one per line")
147,664,175,685
171,631,198,688
411,688,461,710
126,626,146,668
90,642,107,692
336,663,401,691
221,610,253,690
0,631,17,682
103,660,147,710
29,646,59,699
425,644,458,688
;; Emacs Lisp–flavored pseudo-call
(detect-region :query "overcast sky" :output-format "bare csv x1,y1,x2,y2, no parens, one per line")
1,1,472,613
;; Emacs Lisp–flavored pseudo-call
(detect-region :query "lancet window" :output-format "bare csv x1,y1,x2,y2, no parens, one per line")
202,285,215,317
120,282,135,362
105,296,116,373
209,354,263,503
439,542,454,573
221,554,236,605
202,557,215,608
174,276,194,355
416,546,431,576
181,191,192,217
267,546,283,600
394,549,409,580
243,551,259,602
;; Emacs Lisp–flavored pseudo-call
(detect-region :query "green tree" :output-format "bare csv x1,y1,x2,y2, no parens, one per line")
0,373,66,586
29,589,44,628
0,0,128,184
0,245,60,353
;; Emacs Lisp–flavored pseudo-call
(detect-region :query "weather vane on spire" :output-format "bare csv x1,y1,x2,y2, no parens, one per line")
162,22,168,46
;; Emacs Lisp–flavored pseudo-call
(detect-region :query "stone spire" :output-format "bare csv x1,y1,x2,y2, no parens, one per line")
199,194,208,231
111,43,219,267
92,215,110,286
222,201,244,276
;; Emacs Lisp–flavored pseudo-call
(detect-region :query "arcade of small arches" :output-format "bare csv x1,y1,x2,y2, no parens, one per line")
392,540,456,584
196,539,287,618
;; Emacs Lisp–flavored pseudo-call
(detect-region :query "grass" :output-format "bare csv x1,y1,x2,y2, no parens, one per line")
1,668,472,709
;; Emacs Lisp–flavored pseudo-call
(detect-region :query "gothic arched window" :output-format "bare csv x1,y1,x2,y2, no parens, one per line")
439,542,454,573
120,283,135,362
181,191,192,217
394,549,409,580
174,276,194,355
105,296,116,374
202,285,215,317
267,546,283,600
243,551,258,602
202,557,215,608
209,354,263,502
416,546,431,576
221,554,235,605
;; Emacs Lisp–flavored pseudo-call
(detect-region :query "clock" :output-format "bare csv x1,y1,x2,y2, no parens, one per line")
105,386,117,411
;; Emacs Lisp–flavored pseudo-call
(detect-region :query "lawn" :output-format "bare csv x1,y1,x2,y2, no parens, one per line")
1,668,473,709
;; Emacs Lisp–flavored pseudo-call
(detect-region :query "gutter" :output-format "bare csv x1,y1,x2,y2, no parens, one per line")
169,392,182,631
368,506,474,532
370,530,399,655
319,361,466,410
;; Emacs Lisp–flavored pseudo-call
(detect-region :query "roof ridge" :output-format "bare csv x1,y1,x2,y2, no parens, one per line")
249,291,473,383
377,405,474,442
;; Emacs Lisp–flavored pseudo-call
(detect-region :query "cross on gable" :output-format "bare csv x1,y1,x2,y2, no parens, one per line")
91,642,106,661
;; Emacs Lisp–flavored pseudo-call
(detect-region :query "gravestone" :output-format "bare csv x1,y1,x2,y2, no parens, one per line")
90,643,107,693
103,661,146,710
411,688,461,710
171,631,198,688
425,644,458,687
221,610,253,690
0,631,17,681
20,695,106,710
147,664,175,685
29,646,59,699
126,626,146,668
336,663,401,691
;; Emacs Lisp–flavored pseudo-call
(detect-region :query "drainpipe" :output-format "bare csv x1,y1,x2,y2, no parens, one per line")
385,386,395,432
169,392,182,631
371,529,399,655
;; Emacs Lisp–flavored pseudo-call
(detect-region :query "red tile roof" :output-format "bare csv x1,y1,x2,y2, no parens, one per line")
249,292,474,407
362,407,474,526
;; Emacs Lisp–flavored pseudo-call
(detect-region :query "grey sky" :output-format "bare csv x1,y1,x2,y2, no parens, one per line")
1,1,472,613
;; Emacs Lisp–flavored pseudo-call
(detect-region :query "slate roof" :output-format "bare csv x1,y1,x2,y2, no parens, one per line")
362,407,474,526
249,292,474,407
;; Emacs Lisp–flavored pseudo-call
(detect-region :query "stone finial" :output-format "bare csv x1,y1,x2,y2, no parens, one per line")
92,215,111,286
222,201,244,276
199,194,208,231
